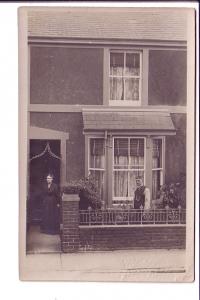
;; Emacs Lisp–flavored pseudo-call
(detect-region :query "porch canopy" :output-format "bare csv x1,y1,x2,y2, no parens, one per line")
82,109,176,135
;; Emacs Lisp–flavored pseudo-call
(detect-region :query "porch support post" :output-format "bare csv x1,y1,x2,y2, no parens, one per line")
60,139,66,186
107,135,113,208
142,49,149,106
103,48,109,105
84,135,89,177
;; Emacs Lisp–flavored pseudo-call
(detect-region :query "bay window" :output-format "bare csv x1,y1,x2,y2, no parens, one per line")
87,135,165,207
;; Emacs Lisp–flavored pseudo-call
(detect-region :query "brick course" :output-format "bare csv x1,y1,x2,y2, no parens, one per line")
79,226,186,251
61,194,186,253
61,193,80,253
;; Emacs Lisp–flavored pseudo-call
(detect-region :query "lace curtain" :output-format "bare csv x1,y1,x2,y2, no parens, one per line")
89,139,105,198
114,138,144,198
152,139,162,200
110,52,140,101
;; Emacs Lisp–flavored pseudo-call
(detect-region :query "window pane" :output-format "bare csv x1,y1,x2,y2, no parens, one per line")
129,171,144,197
110,52,124,76
125,78,139,100
125,53,140,76
152,170,162,200
130,139,144,168
90,139,105,169
114,138,128,156
90,170,104,199
110,77,124,100
152,139,162,168
114,171,128,197
114,138,128,168
130,138,144,156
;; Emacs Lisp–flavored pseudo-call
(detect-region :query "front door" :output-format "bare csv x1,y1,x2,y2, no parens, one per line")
28,139,61,225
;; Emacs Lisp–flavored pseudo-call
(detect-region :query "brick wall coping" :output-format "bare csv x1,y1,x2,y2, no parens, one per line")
79,224,186,228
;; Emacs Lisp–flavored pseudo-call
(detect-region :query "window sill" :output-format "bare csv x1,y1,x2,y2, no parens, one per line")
109,100,141,106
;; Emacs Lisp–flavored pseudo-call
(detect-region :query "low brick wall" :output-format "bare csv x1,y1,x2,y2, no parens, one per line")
61,194,80,253
79,226,186,251
61,196,186,252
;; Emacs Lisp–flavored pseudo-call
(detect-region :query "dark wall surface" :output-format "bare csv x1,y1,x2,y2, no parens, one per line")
165,113,186,184
148,50,187,105
30,46,103,105
30,112,85,181
79,226,186,251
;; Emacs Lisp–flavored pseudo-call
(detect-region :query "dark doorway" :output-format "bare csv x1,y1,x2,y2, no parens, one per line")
28,139,61,225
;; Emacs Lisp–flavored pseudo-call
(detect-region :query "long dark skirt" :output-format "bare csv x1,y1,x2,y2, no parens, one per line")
41,195,60,235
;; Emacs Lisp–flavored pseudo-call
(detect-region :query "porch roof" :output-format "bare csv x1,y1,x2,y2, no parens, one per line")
82,110,176,135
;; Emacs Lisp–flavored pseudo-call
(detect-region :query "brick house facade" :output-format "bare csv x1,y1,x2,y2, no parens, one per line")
27,8,187,221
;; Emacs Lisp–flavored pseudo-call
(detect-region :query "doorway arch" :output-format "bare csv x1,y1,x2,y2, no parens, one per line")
28,126,69,224
28,126,69,185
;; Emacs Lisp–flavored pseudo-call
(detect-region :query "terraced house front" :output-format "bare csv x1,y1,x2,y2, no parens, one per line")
26,8,188,253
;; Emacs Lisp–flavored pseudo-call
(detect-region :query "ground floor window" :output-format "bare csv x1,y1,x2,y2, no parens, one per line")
88,138,105,199
152,138,163,200
87,135,165,206
113,137,145,201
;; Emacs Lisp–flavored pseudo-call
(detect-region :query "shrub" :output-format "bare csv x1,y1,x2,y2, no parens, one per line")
157,182,185,209
62,176,102,210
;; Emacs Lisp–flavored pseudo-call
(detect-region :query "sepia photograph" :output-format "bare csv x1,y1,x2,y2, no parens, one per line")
18,5,196,282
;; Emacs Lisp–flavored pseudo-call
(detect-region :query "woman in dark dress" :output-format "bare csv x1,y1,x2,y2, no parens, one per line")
40,173,60,235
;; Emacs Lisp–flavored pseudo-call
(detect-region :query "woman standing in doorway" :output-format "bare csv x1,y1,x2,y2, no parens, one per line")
40,173,60,235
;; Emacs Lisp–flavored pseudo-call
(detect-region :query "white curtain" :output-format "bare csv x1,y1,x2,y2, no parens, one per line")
114,171,128,197
114,138,144,198
110,52,140,101
125,79,139,100
90,170,104,199
152,140,162,200
90,139,105,198
110,67,124,100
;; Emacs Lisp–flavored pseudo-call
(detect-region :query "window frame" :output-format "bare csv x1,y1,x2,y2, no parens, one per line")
152,136,165,200
109,50,142,106
112,136,146,202
85,134,166,207
88,136,106,199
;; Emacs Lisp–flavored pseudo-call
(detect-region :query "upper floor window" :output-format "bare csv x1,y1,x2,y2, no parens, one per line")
109,51,142,106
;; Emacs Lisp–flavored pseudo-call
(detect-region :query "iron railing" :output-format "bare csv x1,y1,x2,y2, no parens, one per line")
79,208,186,226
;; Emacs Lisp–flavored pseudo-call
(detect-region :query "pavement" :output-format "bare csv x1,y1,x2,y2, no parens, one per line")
20,249,188,282
26,225,61,253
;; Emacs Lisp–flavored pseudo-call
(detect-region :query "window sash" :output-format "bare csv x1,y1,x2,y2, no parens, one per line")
87,136,165,205
152,138,164,200
113,137,145,167
109,51,142,103
88,138,105,199
113,137,146,200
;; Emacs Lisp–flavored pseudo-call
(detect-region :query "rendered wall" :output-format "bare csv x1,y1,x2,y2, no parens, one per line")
30,46,103,105
148,50,187,106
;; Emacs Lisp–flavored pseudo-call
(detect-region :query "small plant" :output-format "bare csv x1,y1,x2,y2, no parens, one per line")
62,176,102,210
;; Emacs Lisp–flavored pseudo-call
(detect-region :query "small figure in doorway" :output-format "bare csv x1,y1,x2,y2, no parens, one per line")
133,176,151,210
40,173,60,235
